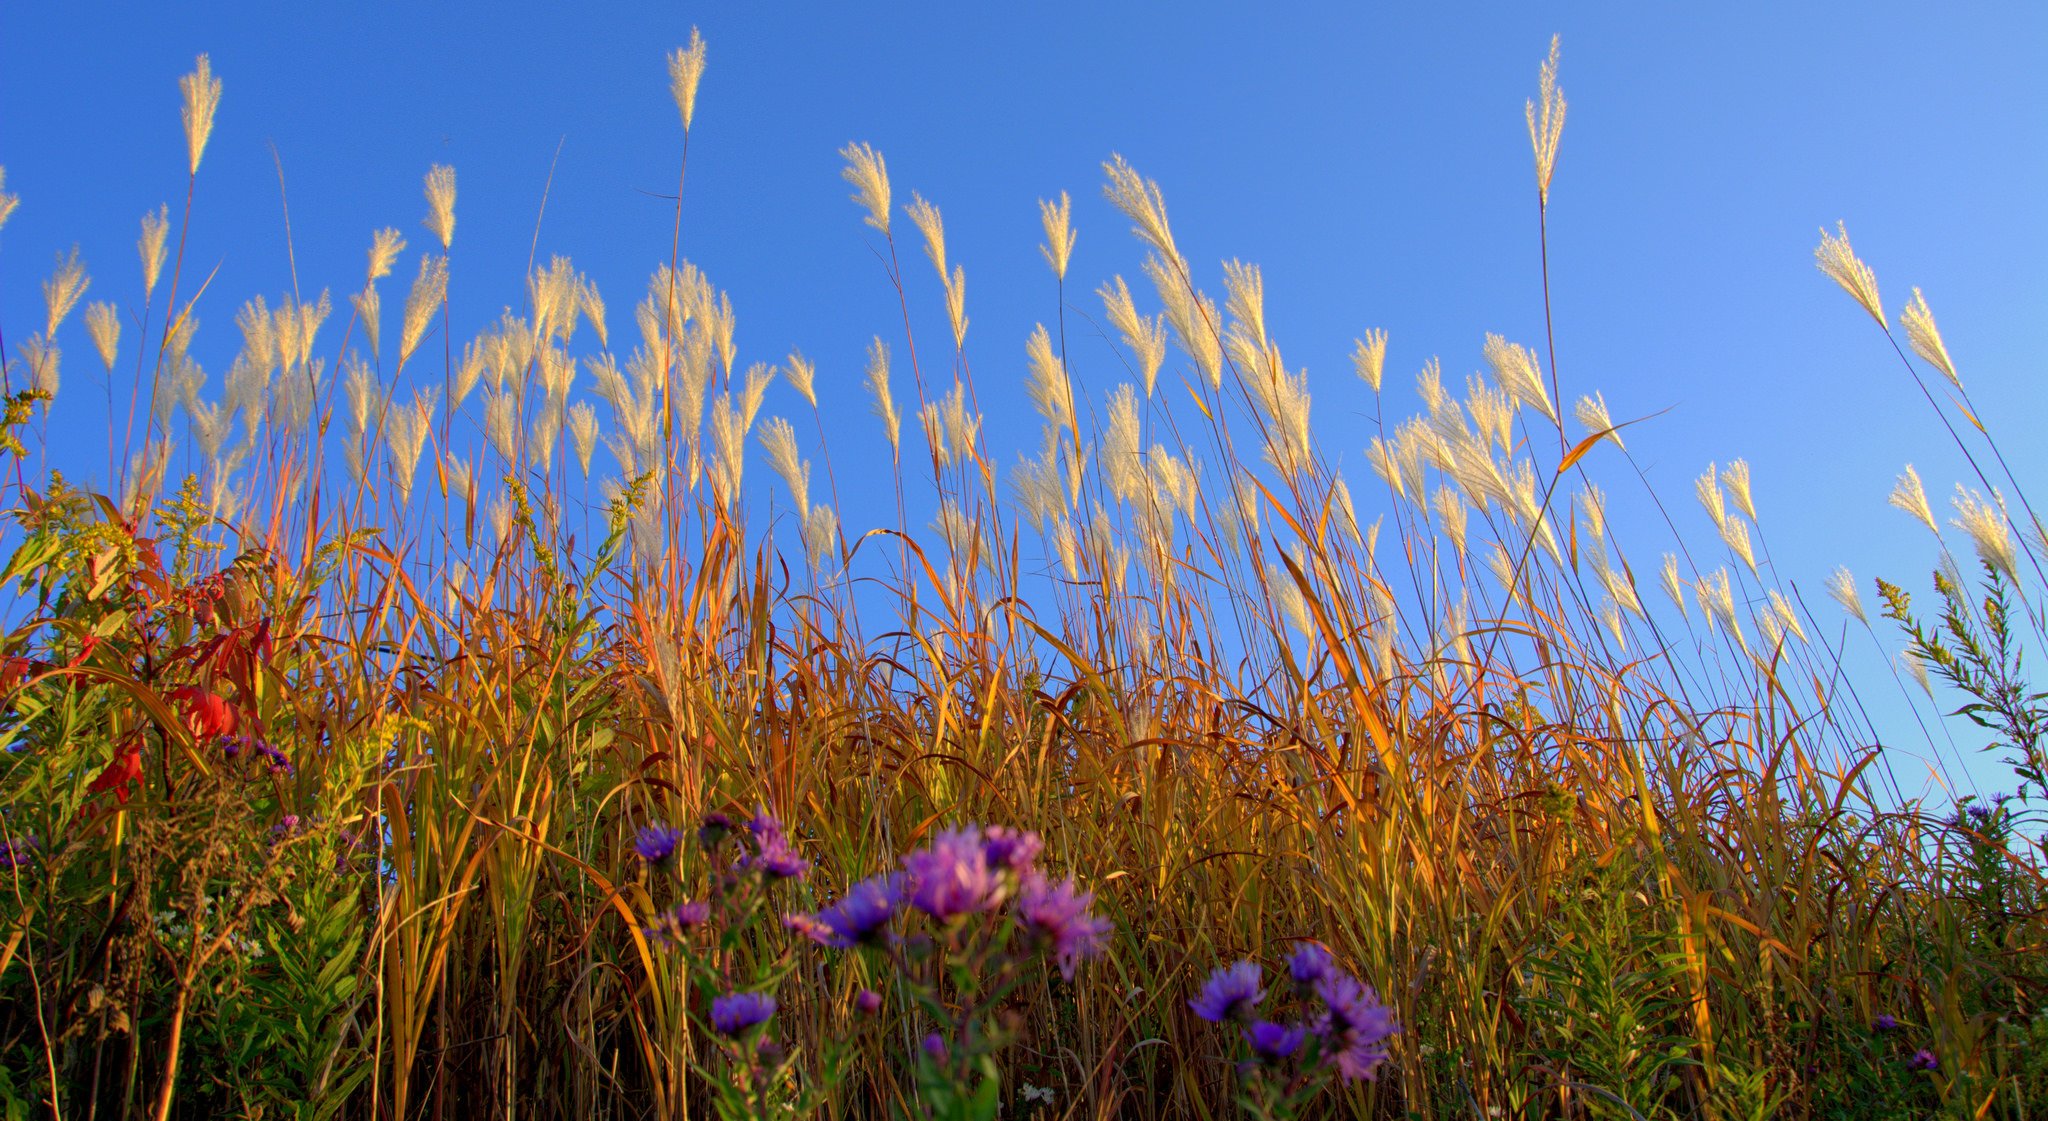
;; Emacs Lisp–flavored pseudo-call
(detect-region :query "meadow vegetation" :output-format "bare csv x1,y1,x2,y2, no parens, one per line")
1,32,2044,1121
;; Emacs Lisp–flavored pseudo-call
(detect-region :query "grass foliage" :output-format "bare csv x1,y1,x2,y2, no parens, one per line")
1,33,2045,1121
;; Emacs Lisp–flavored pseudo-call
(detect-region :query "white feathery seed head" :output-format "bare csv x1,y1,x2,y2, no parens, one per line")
1101,154,1180,264
1025,323,1075,434
1574,391,1621,449
1889,465,1938,535
399,255,449,366
1815,222,1884,327
1038,192,1076,281
1723,459,1756,521
784,349,817,408
1100,275,1166,396
180,55,222,175
1661,553,1687,617
139,206,170,297
905,192,947,278
566,401,599,477
85,302,120,372
1825,566,1867,624
423,165,456,250
669,28,708,130
840,142,891,236
1900,287,1960,390
42,248,89,338
1525,36,1565,205
863,336,900,457
1482,333,1555,422
758,415,809,517
1695,462,1727,532
1951,486,2018,584
1352,329,1388,393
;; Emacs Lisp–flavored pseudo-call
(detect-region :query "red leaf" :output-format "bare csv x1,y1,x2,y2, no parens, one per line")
89,742,144,804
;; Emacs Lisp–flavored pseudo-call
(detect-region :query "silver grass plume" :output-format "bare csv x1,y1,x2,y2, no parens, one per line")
1723,459,1756,521
1482,333,1555,422
1816,222,1884,326
1142,254,1221,389
180,55,222,175
1022,325,1074,438
1889,465,1938,535
400,255,449,366
42,248,88,337
139,206,170,297
85,302,120,371
840,142,891,235
1525,36,1565,206
1039,192,1075,282
1352,329,1387,393
1825,566,1867,624
1661,553,1686,617
1101,154,1180,265
386,389,437,506
1900,288,1960,390
423,165,456,250
785,350,817,408
566,402,599,477
1574,391,1621,449
669,29,707,131
1951,486,2018,584
758,415,810,517
1100,275,1167,396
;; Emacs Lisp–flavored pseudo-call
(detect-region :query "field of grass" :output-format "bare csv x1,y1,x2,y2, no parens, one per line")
1,34,2044,1121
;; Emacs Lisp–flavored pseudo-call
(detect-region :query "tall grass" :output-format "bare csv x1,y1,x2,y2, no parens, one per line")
1,34,2043,1121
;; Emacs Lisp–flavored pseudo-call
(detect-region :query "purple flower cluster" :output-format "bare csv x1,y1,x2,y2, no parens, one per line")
635,823,687,868
784,824,1110,981
1015,872,1113,980
0,835,36,870
220,734,294,776
710,991,777,1037
1192,946,1398,1084
903,827,1007,920
1907,1048,1939,1072
738,811,810,880
641,899,712,945
786,872,905,948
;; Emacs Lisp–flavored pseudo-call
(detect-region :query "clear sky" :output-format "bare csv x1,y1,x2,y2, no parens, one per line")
3,4,2044,800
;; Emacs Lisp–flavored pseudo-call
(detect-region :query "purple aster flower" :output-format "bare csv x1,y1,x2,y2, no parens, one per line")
737,810,809,879
790,872,903,948
922,1032,949,1061
220,734,245,760
1016,873,1112,980
1965,803,1992,825
981,826,1043,874
1190,961,1265,1023
643,899,712,944
0,836,37,870
709,991,777,1037
698,812,735,850
1312,971,1398,1082
1244,1019,1305,1063
1287,943,1335,987
1906,1048,1939,1072
855,989,883,1015
1872,1013,1899,1032
903,827,1005,920
635,824,686,867
251,739,295,776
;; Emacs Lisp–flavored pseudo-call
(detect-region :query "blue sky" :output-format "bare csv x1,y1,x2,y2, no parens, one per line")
3,4,2044,799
